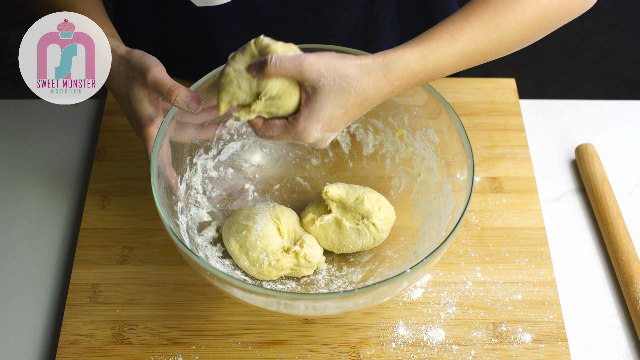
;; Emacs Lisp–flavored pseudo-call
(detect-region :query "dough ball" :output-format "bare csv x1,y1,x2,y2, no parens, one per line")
301,183,396,254
221,202,325,281
217,35,302,121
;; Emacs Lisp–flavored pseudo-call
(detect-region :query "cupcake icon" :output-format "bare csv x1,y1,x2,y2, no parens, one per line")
57,19,75,39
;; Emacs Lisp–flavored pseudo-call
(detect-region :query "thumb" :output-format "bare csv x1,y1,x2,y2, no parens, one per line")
247,54,308,81
149,71,203,113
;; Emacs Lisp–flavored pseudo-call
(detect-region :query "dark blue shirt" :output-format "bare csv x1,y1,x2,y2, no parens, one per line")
113,0,459,80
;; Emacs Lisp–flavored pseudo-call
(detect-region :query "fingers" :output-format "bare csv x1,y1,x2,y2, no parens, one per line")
249,105,343,150
248,116,297,141
247,54,310,81
171,102,225,125
248,89,320,144
249,115,334,149
148,69,203,113
170,122,222,142
158,137,184,199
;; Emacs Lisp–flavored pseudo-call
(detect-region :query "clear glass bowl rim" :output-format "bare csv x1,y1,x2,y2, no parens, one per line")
150,44,475,299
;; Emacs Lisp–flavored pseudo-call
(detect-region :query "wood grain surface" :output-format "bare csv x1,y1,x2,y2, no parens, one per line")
57,78,570,359
575,143,640,340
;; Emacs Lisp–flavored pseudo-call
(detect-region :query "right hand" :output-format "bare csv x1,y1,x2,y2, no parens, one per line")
106,42,212,157
106,41,227,195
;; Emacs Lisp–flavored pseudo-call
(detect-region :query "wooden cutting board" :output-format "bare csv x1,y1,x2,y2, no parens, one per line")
57,78,570,359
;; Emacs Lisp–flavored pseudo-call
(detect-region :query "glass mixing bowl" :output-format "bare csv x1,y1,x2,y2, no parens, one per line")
151,45,473,316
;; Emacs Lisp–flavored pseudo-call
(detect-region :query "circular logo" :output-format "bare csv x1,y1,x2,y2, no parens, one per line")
18,12,112,105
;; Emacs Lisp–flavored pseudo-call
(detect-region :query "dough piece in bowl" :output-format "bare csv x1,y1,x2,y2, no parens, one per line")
221,202,325,281
217,35,302,121
301,183,396,254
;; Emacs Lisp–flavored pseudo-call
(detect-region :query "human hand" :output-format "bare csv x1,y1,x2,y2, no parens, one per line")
106,42,231,195
157,100,232,196
106,42,221,158
246,52,387,148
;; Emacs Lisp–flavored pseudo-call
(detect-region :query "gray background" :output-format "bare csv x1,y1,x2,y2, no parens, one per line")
0,100,103,360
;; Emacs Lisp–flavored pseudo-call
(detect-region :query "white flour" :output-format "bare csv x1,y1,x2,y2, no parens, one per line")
515,328,533,344
402,274,432,301
175,101,449,293
388,319,446,347
424,327,446,345
375,262,541,358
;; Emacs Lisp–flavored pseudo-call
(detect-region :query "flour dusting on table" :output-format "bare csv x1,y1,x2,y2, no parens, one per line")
371,251,548,358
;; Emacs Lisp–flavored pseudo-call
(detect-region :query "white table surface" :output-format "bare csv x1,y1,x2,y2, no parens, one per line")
520,100,640,359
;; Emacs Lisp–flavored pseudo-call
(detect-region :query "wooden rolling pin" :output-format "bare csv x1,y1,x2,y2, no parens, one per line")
575,143,640,340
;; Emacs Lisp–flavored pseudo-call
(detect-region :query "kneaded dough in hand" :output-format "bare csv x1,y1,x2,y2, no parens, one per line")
301,183,396,254
217,35,302,121
222,202,325,281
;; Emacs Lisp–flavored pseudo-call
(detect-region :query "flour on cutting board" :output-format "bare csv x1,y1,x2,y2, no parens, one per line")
371,259,545,358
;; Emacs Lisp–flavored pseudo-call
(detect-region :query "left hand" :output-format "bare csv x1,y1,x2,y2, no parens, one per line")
246,52,387,148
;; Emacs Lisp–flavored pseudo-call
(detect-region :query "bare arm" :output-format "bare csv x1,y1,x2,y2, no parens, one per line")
35,0,206,158
37,0,597,148
249,0,597,147
374,0,597,98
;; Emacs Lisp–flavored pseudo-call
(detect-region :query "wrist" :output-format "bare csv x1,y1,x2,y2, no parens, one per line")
358,54,397,105
369,45,440,99
105,38,129,91
367,51,405,101
107,36,127,58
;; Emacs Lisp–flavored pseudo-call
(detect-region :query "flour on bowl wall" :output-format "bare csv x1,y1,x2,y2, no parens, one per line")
175,99,452,293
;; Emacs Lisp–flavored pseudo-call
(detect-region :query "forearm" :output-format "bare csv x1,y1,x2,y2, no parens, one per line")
372,0,596,97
